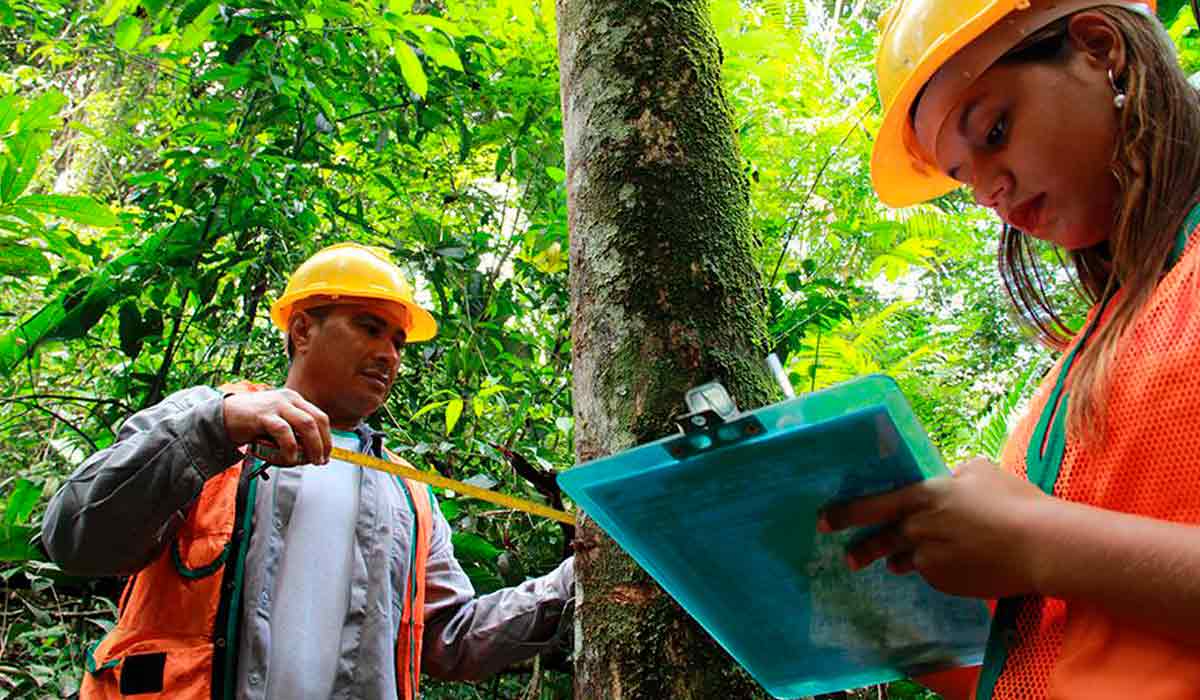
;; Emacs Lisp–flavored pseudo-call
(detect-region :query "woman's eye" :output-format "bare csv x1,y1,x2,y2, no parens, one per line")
986,116,1007,147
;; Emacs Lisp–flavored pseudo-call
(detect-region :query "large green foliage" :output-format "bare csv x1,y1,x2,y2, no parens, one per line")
2,0,1198,697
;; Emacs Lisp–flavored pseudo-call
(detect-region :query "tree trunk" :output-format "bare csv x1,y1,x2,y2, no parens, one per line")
557,1,775,697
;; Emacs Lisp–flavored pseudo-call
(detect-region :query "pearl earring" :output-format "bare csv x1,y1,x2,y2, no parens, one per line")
1109,69,1127,110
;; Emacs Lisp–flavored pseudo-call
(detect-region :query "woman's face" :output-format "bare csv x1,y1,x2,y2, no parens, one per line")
914,32,1121,250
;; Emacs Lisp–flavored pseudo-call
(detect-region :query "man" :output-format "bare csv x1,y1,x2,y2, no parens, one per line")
42,243,574,700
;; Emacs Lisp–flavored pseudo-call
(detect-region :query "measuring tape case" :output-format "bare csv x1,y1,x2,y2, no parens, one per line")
557,374,990,697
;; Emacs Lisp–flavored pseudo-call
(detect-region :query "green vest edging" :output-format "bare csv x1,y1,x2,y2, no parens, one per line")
218,467,258,700
172,540,231,580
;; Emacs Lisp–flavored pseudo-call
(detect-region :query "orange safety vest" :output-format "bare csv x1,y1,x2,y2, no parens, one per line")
82,382,434,700
978,204,1200,700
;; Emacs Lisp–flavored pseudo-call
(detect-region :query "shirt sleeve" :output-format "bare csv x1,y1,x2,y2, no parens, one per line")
419,498,575,681
40,386,244,577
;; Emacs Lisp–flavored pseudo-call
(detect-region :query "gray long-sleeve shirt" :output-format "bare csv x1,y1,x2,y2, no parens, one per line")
42,386,574,698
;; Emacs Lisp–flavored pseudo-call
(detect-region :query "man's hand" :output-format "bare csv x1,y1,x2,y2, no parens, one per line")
223,389,332,466
818,458,1051,599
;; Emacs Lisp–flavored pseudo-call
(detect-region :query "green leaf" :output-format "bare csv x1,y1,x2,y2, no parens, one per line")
1160,0,1189,23
417,31,463,72
176,2,219,52
0,524,40,562
0,216,205,372
0,131,49,203
4,479,39,525
404,13,464,37
411,399,447,421
439,498,461,521
0,240,49,276
476,385,506,398
20,90,67,132
388,0,414,13
444,398,463,434
451,532,502,562
114,16,142,51
304,13,325,30
16,195,118,227
396,42,428,99
544,166,565,183
0,94,21,135
175,0,214,27
96,0,129,26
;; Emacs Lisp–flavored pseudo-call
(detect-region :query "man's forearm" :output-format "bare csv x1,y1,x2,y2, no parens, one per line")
41,386,242,576
421,550,574,681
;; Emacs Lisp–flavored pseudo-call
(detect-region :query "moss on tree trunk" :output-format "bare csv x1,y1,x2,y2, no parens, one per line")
557,0,775,696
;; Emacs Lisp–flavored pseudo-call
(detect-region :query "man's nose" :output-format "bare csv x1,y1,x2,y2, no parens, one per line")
372,338,400,368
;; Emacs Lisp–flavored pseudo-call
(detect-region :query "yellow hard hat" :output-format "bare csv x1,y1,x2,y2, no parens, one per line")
269,243,438,342
871,0,1157,208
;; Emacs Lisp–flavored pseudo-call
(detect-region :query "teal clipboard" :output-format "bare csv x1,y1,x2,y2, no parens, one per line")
558,374,990,698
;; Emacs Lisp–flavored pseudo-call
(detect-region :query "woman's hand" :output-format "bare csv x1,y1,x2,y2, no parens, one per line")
818,458,1052,599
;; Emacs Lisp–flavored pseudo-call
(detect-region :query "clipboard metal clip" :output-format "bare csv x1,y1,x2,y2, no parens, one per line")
676,381,739,434
668,381,765,459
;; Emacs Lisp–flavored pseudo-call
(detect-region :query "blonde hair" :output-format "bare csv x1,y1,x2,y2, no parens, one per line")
997,6,1200,435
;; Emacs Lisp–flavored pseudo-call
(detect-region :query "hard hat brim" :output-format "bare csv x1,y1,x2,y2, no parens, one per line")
871,2,1014,208
270,292,439,342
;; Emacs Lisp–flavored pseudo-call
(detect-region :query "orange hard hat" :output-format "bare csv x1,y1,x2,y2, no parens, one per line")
871,0,1157,208
269,243,438,342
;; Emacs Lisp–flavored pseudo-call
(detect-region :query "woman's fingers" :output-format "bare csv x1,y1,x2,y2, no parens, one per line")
819,479,939,532
845,525,912,571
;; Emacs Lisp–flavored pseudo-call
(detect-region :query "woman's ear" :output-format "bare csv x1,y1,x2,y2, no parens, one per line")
1066,10,1127,79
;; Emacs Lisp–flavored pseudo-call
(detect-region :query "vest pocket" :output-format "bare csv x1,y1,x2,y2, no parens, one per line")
118,652,165,694
84,644,215,700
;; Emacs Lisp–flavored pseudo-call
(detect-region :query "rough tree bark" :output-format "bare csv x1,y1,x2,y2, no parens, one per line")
557,0,776,697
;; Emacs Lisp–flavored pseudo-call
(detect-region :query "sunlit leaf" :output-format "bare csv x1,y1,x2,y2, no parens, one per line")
114,16,141,51
4,479,40,525
0,240,49,276
396,42,428,98
16,195,118,227
444,398,463,434
19,90,66,131
96,0,128,26
417,31,463,72
0,131,49,203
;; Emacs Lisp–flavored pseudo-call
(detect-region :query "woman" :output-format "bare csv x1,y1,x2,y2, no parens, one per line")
819,1,1200,698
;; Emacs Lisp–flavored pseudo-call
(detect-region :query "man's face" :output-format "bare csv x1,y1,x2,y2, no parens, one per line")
290,301,408,428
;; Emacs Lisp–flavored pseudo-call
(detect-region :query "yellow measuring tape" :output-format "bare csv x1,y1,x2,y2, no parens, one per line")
328,447,576,525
